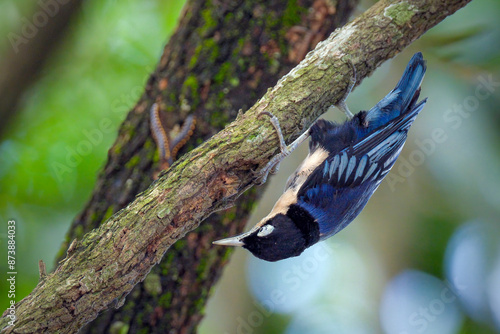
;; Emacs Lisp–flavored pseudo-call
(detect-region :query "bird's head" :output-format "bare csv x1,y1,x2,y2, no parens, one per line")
214,213,318,262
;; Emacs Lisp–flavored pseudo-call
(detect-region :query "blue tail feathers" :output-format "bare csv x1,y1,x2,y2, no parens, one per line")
391,52,426,112
363,52,426,131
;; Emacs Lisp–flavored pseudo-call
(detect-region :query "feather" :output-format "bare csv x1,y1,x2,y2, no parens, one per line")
295,53,427,238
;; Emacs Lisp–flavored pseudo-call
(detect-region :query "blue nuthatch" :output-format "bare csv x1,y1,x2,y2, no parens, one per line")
214,52,427,261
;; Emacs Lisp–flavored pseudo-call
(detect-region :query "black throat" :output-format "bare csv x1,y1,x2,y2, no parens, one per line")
286,204,320,248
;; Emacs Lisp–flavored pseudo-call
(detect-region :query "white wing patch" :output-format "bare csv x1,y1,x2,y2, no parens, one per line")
322,130,405,185
362,163,378,183
319,107,419,187
328,155,340,178
345,156,357,182
354,156,368,180
338,152,348,181
366,131,405,161
384,144,404,168
323,152,383,185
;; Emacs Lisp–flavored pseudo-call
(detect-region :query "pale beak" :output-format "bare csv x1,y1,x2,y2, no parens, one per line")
212,236,244,247
213,228,257,247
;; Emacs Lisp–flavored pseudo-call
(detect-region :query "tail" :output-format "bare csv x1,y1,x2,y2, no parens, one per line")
364,52,427,128
392,52,426,111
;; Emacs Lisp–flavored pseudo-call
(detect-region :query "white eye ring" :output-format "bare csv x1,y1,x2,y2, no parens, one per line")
257,225,274,237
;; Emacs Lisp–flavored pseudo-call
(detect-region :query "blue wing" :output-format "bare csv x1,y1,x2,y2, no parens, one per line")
296,52,427,238
297,98,427,239
306,52,426,154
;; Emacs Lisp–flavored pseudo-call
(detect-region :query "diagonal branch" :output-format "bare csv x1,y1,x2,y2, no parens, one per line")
1,0,471,332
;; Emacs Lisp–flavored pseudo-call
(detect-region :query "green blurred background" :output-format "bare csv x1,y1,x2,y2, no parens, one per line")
1,0,499,333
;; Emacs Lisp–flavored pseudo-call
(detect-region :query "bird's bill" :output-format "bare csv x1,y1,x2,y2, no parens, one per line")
212,236,244,247
213,228,257,247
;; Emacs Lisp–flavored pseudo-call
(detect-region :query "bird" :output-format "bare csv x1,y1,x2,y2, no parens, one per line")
213,52,427,262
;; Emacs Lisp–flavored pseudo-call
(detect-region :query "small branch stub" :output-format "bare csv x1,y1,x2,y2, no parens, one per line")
38,260,47,280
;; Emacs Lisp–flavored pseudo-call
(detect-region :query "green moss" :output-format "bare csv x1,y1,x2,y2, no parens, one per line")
163,249,175,266
158,291,173,308
196,256,209,280
214,62,232,84
101,205,115,223
184,74,198,91
125,155,141,169
268,56,280,75
74,224,84,238
168,92,177,105
120,298,136,324
144,273,162,296
143,139,153,149
100,262,119,281
204,38,220,63
151,149,160,163
90,211,99,223
173,239,186,251
192,296,206,315
183,75,200,101
384,2,416,26
283,0,305,27
195,224,212,233
232,37,246,58
189,38,220,70
189,45,203,69
157,206,171,219
200,8,218,36
113,143,122,155
223,11,234,24
127,126,136,138
243,189,258,212
135,308,144,327
109,321,129,334
229,77,240,87
258,0,307,56
222,207,237,222
209,109,230,129
221,247,234,262
246,132,259,141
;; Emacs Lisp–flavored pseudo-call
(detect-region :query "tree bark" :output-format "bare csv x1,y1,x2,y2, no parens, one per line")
76,0,357,332
0,0,471,333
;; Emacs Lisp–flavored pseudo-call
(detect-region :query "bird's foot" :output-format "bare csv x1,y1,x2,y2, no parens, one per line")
334,59,357,119
253,111,310,185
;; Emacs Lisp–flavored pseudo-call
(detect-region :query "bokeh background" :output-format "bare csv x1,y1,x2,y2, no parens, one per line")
1,0,499,333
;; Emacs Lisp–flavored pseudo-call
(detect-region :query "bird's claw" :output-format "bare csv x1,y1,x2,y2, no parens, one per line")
334,59,357,119
253,110,311,185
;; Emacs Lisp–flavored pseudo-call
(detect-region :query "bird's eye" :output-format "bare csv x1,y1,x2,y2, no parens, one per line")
257,225,274,237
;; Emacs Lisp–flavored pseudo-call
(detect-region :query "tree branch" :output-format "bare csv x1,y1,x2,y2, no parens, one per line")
1,0,471,332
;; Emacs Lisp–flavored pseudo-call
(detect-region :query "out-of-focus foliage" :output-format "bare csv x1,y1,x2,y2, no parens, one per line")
1,0,499,333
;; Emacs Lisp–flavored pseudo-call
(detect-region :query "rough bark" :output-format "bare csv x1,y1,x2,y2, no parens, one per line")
0,0,471,333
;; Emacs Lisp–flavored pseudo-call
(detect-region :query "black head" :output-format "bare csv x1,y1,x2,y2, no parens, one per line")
213,204,320,262
239,214,304,261
241,205,320,262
